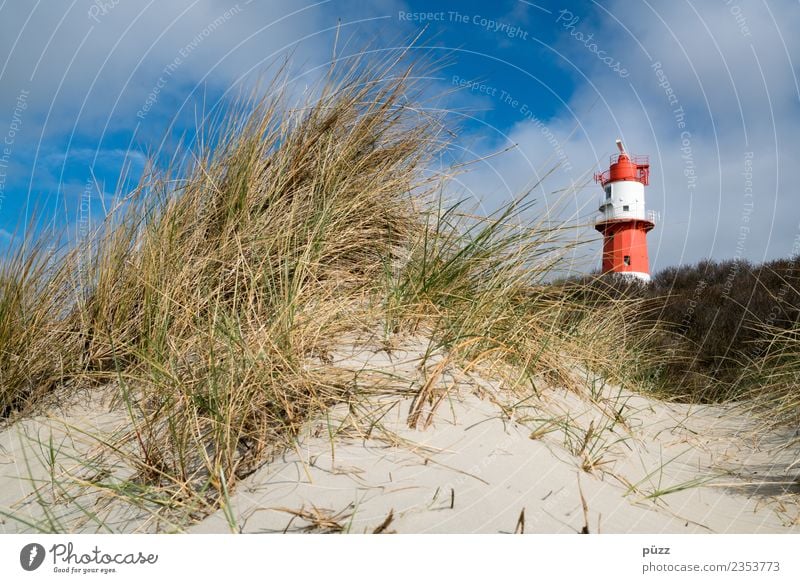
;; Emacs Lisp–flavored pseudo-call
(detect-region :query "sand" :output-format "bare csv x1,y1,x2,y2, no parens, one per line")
2,334,799,533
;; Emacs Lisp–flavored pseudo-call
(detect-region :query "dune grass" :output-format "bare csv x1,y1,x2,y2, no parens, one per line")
0,49,797,532
741,321,800,427
559,261,800,406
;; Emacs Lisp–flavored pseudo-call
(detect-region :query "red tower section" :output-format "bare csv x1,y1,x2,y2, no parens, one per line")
594,141,654,281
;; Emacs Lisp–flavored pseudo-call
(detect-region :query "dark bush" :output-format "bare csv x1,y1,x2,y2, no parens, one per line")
556,257,800,402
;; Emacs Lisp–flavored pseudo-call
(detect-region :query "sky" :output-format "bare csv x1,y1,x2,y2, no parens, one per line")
0,0,798,275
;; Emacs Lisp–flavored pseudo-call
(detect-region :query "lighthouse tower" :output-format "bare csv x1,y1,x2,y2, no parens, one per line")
594,140,655,282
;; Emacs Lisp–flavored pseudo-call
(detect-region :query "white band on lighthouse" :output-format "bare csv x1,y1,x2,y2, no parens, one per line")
614,271,651,283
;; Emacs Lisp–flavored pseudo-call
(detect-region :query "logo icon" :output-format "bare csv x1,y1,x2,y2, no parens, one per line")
20,543,46,571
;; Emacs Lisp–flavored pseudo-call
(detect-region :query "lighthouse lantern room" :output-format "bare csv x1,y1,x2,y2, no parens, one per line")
594,140,655,282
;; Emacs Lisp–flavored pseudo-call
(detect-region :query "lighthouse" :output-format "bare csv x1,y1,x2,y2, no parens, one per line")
594,140,655,282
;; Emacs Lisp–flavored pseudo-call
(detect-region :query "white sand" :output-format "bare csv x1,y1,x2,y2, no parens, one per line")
2,335,799,533
0,387,153,533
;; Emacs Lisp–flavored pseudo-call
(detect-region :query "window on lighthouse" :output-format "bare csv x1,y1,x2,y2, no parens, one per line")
623,255,631,266
605,186,611,199
623,205,629,211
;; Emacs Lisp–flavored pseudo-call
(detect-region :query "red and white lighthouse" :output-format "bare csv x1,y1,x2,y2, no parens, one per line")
594,140,655,282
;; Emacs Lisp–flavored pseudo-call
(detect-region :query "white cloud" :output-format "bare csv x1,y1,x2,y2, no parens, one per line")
0,1,332,134
454,0,800,273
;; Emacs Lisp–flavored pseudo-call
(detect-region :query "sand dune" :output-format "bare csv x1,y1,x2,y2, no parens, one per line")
2,333,797,534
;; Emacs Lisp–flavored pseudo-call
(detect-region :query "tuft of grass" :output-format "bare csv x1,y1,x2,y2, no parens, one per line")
0,233,84,418
2,49,449,527
741,320,800,428
559,258,800,405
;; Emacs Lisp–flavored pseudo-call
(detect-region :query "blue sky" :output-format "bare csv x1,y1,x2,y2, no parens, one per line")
0,0,798,274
